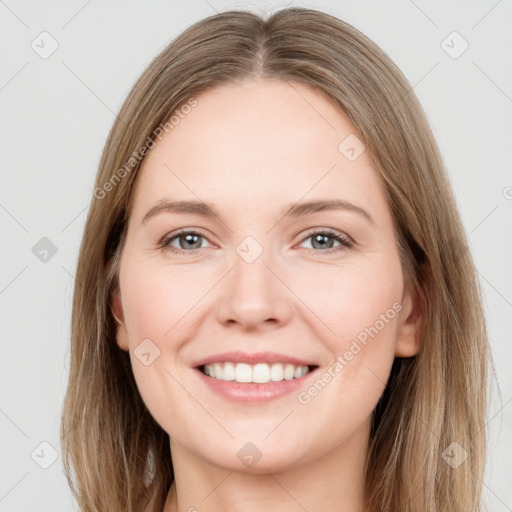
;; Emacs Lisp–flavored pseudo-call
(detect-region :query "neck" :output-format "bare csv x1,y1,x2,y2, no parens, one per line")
163,419,370,512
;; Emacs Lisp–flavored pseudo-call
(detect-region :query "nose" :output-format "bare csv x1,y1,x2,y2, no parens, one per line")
215,244,293,332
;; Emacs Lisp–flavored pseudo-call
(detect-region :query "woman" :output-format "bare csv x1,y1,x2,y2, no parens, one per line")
60,7,490,512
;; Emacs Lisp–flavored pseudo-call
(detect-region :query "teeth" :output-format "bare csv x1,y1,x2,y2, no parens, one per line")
223,362,235,381
270,363,283,381
235,363,252,383
253,363,270,383
284,364,295,380
202,362,311,383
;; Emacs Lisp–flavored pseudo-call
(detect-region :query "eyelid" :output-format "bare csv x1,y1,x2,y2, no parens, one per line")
160,228,216,250
161,227,353,255
297,227,353,246
294,228,353,255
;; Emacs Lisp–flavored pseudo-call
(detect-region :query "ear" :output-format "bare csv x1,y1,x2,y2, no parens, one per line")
395,279,424,358
111,285,129,351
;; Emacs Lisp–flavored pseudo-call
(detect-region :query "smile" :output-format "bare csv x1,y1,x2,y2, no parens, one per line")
193,351,319,402
200,362,315,383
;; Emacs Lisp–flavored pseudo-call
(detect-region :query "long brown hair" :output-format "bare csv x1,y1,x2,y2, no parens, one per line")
60,7,491,511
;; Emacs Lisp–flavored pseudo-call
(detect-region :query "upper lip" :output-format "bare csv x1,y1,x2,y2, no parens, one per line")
192,351,317,368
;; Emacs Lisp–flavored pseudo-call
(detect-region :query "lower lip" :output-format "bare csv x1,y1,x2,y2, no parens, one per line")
195,367,318,402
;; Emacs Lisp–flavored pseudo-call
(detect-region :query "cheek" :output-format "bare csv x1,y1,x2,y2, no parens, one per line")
119,260,205,421
292,260,402,407
120,261,195,433
292,263,402,426
121,261,198,340
293,259,403,347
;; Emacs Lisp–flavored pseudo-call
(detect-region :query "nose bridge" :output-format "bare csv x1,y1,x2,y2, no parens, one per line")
216,235,291,328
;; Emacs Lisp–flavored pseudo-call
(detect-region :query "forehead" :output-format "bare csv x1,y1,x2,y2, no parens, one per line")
129,78,384,219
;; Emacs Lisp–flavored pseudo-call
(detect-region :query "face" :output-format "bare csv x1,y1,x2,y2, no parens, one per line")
112,78,421,473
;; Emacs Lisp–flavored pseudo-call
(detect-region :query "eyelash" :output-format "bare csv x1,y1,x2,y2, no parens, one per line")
160,228,353,255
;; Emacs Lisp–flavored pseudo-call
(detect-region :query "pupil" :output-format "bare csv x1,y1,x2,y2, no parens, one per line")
314,234,332,249
183,234,200,249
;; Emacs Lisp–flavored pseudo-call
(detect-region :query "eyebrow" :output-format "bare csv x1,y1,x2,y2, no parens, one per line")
141,198,374,225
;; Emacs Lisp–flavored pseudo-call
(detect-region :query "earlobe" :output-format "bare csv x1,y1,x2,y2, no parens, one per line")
111,286,129,351
395,281,424,358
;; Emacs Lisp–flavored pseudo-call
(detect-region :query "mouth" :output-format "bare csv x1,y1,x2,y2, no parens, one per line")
192,352,319,402
198,362,318,383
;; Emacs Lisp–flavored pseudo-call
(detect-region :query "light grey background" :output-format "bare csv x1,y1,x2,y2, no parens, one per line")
0,1,511,510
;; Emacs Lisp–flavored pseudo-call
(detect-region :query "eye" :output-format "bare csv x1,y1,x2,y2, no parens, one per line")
297,229,353,254
161,229,212,254
161,228,353,255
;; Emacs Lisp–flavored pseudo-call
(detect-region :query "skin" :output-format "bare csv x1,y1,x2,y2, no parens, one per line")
112,78,422,512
